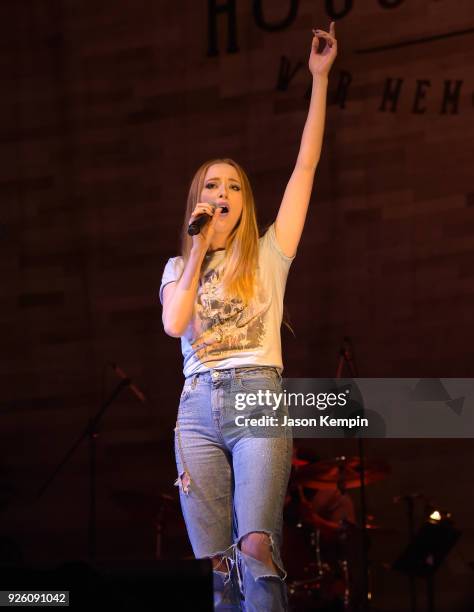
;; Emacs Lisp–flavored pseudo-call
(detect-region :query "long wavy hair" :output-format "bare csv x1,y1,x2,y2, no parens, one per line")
180,158,259,305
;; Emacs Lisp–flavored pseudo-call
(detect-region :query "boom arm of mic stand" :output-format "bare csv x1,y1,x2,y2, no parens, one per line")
36,378,130,561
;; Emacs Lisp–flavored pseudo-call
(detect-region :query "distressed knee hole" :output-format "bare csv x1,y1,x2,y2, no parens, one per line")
240,532,275,568
238,531,286,580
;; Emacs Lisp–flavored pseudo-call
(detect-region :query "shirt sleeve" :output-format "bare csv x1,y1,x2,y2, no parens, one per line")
259,222,296,286
159,256,183,304
264,222,296,261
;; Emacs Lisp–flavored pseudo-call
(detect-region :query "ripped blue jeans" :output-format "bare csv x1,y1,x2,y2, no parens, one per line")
174,366,293,611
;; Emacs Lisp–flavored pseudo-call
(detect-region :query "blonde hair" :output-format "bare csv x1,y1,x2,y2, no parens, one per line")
180,158,259,305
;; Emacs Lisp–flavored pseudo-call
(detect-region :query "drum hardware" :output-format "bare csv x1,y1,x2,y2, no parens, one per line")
340,557,350,610
285,517,361,611
336,336,370,612
312,529,324,578
285,338,391,609
285,442,390,609
284,479,362,610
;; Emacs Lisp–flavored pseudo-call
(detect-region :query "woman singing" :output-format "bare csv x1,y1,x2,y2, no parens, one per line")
159,23,337,612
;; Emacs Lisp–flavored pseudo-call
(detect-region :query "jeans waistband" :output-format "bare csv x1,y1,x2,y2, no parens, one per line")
185,366,280,383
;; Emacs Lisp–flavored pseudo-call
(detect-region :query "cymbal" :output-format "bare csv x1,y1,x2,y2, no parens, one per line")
294,456,390,490
291,457,310,468
364,519,397,534
365,524,396,534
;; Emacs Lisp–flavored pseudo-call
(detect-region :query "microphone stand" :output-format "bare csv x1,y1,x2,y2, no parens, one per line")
336,337,370,612
37,377,131,561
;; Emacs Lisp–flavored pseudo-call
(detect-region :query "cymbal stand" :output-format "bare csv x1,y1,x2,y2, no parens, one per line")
310,528,324,578
336,336,370,611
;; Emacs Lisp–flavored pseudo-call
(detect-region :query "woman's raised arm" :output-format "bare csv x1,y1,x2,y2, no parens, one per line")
275,21,337,258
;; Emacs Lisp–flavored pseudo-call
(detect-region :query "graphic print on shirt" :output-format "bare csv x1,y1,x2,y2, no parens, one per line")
189,261,271,361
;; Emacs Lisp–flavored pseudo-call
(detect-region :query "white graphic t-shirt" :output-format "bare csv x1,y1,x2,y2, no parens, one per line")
159,222,295,378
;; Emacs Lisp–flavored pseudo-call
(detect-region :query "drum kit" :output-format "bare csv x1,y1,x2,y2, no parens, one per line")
105,445,459,611
107,451,392,611
282,448,392,612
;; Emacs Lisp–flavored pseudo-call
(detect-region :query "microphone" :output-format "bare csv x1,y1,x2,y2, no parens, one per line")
108,362,147,403
188,201,224,236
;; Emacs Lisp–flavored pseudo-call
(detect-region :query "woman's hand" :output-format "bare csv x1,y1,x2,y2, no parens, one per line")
189,202,222,253
309,21,337,77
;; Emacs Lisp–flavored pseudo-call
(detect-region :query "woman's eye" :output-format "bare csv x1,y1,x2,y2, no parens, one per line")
205,182,240,190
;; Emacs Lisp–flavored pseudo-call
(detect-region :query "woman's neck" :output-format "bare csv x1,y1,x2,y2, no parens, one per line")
207,246,225,254
209,236,227,250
